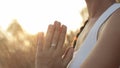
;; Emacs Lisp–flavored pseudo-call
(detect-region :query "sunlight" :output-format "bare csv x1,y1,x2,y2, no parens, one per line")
0,0,86,34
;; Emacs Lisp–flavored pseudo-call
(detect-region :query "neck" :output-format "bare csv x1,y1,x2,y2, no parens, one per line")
85,0,116,19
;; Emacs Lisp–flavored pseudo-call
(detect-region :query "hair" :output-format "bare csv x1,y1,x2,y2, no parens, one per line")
73,19,88,48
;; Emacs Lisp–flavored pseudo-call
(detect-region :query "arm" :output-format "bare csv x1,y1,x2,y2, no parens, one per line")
80,9,120,68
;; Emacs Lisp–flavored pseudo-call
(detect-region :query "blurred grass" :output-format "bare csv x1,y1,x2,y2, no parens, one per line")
0,20,37,68
0,20,78,68
0,6,90,68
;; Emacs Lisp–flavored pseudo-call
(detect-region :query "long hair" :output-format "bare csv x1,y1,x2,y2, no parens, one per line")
73,19,88,48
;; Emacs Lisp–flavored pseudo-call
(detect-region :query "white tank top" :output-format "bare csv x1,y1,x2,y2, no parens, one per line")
68,3,120,68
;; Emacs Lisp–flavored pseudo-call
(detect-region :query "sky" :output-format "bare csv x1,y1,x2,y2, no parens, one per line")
0,0,86,34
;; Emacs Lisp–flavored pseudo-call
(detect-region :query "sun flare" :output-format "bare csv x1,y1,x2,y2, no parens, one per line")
0,0,86,34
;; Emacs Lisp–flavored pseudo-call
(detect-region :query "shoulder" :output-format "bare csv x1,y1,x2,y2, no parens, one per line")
98,8,120,49
101,8,120,38
108,7,120,24
97,7,120,61
107,8,120,26
80,7,120,68
99,8,120,39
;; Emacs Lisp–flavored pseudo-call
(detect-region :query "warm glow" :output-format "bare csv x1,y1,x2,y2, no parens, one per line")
0,0,86,34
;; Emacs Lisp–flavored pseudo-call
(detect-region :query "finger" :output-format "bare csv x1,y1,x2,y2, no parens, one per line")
56,25,67,51
44,24,55,50
61,44,71,56
54,44,68,58
63,47,74,67
50,21,61,49
58,44,68,57
37,32,44,52
36,32,44,67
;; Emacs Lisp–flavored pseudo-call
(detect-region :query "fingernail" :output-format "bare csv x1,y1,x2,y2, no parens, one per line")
54,21,61,26
62,25,67,30
49,24,53,29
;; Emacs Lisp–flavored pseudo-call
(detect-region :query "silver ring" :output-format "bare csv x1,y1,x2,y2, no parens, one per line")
51,43,56,47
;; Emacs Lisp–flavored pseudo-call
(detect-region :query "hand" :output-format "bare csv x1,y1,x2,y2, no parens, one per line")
35,21,74,68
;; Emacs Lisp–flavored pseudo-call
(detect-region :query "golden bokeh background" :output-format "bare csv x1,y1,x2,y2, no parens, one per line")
0,0,119,68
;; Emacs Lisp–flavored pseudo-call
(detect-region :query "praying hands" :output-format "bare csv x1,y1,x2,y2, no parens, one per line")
35,21,74,68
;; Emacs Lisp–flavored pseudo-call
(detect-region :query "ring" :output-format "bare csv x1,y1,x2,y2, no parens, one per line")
51,43,56,47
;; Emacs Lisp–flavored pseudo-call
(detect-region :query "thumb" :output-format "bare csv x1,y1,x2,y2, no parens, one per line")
63,47,74,67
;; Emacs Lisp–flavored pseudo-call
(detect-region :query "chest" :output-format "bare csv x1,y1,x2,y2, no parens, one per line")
76,18,107,50
76,20,97,49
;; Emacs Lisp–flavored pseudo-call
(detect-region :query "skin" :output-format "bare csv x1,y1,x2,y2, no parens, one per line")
81,11,120,68
35,0,120,68
80,0,120,67
35,21,74,68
